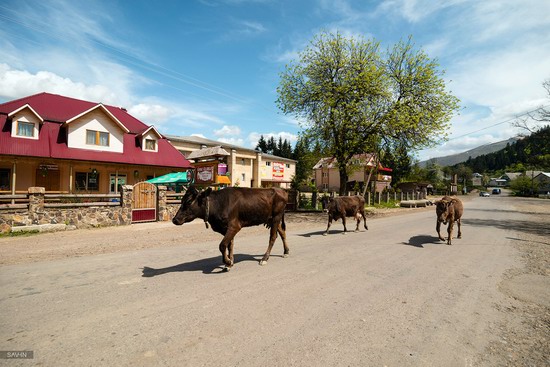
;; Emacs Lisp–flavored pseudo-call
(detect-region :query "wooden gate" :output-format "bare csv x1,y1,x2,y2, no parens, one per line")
132,182,157,223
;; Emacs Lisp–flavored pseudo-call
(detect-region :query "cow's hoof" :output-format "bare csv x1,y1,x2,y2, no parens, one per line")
323,233,328,236
342,232,348,235
259,260,267,266
223,266,231,272
283,253,289,258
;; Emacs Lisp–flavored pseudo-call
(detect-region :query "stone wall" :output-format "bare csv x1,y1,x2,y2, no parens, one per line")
0,185,173,234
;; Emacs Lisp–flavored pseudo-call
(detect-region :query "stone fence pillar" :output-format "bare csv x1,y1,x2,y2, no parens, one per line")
28,187,45,224
157,185,169,221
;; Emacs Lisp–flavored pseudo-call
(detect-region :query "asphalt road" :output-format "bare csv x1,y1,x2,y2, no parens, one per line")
0,195,547,366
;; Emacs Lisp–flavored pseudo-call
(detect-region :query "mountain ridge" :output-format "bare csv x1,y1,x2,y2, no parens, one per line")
419,137,521,167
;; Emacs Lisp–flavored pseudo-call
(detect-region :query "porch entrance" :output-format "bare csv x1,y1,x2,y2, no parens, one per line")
131,181,157,223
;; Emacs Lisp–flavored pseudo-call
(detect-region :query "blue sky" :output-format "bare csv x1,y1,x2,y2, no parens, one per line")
1,0,549,161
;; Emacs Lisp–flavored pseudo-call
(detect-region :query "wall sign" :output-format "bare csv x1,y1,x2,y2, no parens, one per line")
196,166,214,183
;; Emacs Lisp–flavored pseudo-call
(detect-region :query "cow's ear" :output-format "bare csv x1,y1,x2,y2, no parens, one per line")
203,187,213,197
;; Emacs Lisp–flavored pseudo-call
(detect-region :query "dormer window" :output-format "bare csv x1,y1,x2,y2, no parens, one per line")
86,129,110,146
9,104,43,140
16,120,35,137
145,138,156,151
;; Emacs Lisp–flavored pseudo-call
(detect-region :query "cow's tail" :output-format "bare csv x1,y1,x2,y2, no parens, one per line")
281,211,286,231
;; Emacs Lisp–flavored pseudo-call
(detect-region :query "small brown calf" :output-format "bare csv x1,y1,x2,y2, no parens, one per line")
435,196,463,245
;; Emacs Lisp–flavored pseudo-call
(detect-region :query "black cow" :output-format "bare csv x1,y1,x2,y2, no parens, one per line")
172,186,289,270
322,195,368,235
435,196,463,245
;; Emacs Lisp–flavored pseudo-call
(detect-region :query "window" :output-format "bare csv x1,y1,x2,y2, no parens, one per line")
17,121,34,137
0,169,10,191
75,172,100,191
265,162,271,166
86,130,109,146
286,164,290,168
241,173,246,182
110,174,127,194
145,139,156,151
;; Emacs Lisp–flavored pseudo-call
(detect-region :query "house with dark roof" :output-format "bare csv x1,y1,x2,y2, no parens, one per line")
0,92,192,194
312,153,392,193
533,172,550,195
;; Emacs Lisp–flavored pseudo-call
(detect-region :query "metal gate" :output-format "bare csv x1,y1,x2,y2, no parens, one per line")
132,182,157,223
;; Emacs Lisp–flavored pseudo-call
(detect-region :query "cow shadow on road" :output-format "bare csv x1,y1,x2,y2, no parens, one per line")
141,254,258,277
402,235,442,248
298,230,328,237
298,229,367,237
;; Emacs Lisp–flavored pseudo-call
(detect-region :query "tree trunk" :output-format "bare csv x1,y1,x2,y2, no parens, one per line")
339,168,348,196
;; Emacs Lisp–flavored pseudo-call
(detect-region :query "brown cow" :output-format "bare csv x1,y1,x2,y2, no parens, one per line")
172,186,289,270
435,196,463,245
322,195,368,235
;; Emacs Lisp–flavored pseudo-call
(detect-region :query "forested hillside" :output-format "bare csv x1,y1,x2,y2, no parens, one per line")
461,125,550,172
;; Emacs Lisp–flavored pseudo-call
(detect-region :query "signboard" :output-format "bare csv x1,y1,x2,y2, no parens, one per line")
217,163,227,175
272,162,284,180
196,166,214,183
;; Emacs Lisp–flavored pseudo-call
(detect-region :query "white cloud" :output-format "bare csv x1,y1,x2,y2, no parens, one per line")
376,0,466,23
214,125,242,136
128,103,173,125
218,137,245,146
0,63,122,104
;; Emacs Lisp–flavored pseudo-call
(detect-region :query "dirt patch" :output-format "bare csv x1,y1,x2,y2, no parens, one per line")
477,198,550,367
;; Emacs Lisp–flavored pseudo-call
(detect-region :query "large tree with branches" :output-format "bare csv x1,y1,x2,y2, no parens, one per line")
277,32,460,194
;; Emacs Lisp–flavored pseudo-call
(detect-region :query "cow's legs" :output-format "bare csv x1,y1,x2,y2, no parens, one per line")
219,227,240,269
456,218,462,239
436,221,445,241
446,221,454,245
260,221,280,265
360,209,368,230
323,216,333,236
341,215,348,234
277,223,289,257
228,239,235,265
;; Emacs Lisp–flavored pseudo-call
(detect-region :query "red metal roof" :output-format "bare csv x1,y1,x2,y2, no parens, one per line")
0,93,192,169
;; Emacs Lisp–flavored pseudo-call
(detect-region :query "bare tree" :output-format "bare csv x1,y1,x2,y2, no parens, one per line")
514,79,550,133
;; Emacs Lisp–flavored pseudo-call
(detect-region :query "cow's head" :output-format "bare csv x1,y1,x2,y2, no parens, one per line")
321,196,334,212
435,199,453,224
172,186,212,226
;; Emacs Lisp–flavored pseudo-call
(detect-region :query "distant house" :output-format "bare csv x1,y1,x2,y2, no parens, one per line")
312,153,392,193
471,173,483,186
395,182,433,196
489,171,543,188
0,92,192,194
488,178,508,187
533,172,550,195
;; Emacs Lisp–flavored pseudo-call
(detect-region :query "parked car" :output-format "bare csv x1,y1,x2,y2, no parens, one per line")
479,191,490,197
492,188,501,195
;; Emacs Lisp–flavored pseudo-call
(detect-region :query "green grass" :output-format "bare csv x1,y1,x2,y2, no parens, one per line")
0,229,40,238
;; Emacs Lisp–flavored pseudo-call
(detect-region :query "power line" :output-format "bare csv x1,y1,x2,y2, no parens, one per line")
448,104,550,140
